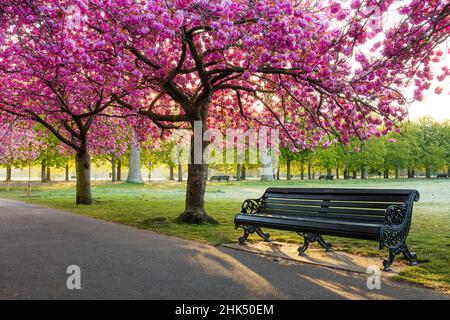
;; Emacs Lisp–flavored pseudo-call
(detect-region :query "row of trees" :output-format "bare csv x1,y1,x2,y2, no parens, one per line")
3,117,449,182
1,1,449,223
279,118,450,180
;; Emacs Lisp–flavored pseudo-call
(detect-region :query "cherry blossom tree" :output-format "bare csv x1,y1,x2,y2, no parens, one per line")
87,0,449,222
0,1,136,203
0,117,43,183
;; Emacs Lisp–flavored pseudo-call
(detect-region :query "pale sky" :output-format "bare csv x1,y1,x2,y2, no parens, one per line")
409,92,450,121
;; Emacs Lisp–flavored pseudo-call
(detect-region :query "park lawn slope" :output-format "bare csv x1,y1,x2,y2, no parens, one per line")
0,179,449,292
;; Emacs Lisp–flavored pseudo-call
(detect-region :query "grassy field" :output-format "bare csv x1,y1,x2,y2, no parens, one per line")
0,178,449,292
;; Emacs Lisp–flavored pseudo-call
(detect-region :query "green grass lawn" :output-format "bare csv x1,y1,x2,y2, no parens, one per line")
1,178,449,292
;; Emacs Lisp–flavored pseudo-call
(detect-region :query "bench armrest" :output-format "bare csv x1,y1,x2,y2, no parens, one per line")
380,191,419,250
241,197,263,214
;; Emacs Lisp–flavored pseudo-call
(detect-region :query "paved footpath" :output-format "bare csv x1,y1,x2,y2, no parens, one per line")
0,198,448,300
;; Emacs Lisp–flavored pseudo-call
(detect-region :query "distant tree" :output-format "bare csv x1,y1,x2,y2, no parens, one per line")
414,117,446,178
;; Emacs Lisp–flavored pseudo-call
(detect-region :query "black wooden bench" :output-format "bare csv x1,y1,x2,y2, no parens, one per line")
436,174,448,179
234,188,419,271
210,175,230,182
319,175,334,180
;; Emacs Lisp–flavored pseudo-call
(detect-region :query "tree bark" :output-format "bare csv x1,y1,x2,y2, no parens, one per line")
395,168,399,179
41,161,46,182
169,165,174,180
65,164,69,181
260,150,274,181
352,170,357,179
287,159,291,180
361,166,367,179
46,167,51,181
6,164,12,182
276,166,280,180
241,164,246,180
126,139,144,183
178,163,183,182
75,151,92,205
448,166,450,177
179,134,216,224
111,157,117,182
335,168,339,179
148,160,152,181
425,167,431,178
236,163,241,181
308,164,311,179
117,160,122,181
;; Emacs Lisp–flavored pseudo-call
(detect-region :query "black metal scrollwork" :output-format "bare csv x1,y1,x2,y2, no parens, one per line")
379,191,419,271
241,198,263,214
236,197,270,245
297,233,332,255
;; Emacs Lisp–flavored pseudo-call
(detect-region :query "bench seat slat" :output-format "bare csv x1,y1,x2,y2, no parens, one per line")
259,209,385,223
265,192,407,202
262,203,386,216
235,214,381,240
264,198,393,209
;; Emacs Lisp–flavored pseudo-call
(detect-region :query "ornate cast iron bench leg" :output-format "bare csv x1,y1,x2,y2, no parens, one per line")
237,225,255,245
255,227,271,242
297,233,332,256
383,244,418,272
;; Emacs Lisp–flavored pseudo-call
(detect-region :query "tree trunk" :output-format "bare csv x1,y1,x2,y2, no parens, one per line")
41,161,46,182
178,163,183,182
448,166,450,177
425,167,431,178
308,164,311,179
46,167,51,181
169,165,174,180
111,157,117,182
75,151,92,205
241,164,246,180
352,170,357,179
361,166,367,179
65,164,70,181
6,164,12,182
336,168,339,179
126,142,144,183
411,169,415,178
261,150,274,181
327,168,332,176
148,160,152,181
395,168,399,179
236,163,241,181
117,160,122,181
276,166,280,180
287,159,291,180
179,133,216,224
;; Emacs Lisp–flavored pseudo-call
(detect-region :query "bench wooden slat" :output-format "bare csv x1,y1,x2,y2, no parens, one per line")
259,210,385,223
262,203,386,216
265,192,408,202
264,198,393,209
235,214,381,240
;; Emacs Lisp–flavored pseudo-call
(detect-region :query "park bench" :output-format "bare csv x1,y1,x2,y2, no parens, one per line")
210,175,230,182
319,175,334,180
436,174,448,179
234,188,419,271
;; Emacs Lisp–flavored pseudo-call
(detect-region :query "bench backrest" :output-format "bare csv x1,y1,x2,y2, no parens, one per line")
258,188,417,223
